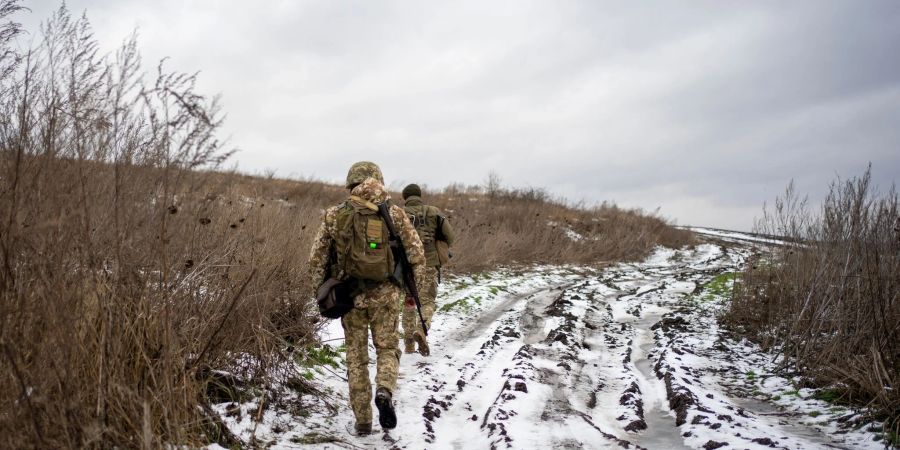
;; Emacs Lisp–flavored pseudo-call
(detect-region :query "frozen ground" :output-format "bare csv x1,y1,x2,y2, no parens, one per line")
210,234,888,449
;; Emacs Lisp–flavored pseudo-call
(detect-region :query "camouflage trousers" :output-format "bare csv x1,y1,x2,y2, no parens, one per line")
341,282,402,425
402,266,439,339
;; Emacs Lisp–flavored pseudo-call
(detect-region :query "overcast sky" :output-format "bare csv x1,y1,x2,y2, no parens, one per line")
19,1,900,230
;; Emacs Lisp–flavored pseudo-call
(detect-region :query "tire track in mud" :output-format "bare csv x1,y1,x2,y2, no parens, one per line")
418,243,812,449
476,283,647,449
219,242,882,449
416,285,572,446
397,243,876,449
417,279,649,449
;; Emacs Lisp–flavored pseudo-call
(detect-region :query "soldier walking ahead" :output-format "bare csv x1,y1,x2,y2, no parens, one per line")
308,162,426,435
400,184,456,356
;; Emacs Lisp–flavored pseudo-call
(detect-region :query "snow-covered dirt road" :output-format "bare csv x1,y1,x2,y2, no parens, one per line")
212,238,886,449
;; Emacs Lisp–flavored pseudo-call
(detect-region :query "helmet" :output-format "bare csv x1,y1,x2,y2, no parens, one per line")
345,161,384,189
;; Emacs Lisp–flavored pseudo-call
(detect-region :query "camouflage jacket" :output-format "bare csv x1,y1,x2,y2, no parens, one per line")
307,177,427,299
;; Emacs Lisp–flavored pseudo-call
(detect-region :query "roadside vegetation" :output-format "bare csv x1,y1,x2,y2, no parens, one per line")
725,168,899,443
0,4,692,448
0,4,316,448
423,181,692,271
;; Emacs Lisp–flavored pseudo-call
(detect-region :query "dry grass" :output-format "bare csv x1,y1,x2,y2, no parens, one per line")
725,168,899,439
0,4,692,448
0,5,317,448
424,185,692,271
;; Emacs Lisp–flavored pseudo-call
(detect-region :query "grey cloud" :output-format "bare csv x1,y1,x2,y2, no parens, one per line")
18,0,900,231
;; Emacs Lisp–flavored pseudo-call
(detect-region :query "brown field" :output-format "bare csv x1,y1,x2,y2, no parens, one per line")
0,5,692,447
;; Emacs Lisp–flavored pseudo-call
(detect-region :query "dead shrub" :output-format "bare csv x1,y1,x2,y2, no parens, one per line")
726,167,899,437
0,5,317,448
421,185,693,272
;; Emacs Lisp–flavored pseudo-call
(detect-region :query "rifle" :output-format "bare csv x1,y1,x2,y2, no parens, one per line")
378,202,428,335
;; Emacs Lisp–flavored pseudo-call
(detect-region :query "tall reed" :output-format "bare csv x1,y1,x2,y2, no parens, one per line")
727,167,899,438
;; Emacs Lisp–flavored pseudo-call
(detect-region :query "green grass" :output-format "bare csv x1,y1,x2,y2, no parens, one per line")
746,370,757,381
297,344,344,369
470,272,493,283
812,388,844,404
681,271,741,305
439,295,484,313
808,410,821,418
701,272,740,301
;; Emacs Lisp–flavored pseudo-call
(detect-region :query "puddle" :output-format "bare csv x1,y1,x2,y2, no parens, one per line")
631,312,692,450
733,397,851,449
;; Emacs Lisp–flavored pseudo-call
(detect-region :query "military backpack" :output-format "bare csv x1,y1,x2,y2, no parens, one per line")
333,196,395,282
406,205,437,247
406,204,451,267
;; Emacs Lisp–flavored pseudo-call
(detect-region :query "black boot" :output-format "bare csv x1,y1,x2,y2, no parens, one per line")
374,387,397,429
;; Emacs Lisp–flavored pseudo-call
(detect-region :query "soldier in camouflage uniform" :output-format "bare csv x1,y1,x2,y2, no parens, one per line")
307,162,426,435
400,184,456,356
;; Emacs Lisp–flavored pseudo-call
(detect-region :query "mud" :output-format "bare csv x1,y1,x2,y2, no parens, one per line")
228,239,885,449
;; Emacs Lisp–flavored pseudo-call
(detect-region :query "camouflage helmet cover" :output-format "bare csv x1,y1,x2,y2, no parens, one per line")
345,161,384,188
